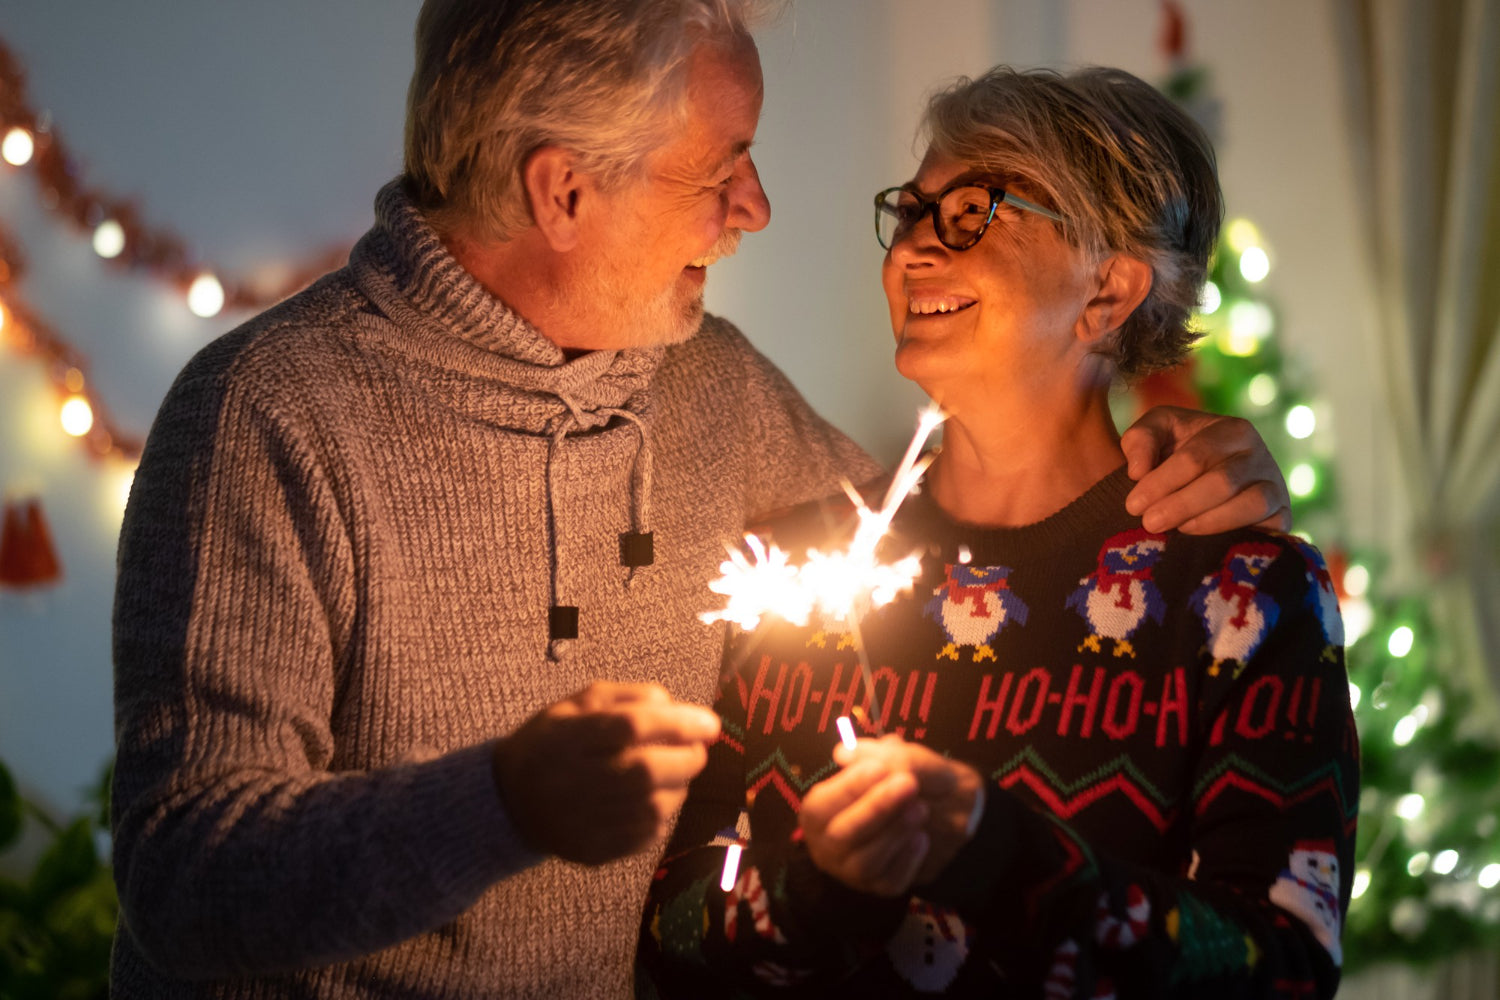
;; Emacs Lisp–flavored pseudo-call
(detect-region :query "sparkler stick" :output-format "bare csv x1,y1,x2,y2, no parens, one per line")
835,715,859,753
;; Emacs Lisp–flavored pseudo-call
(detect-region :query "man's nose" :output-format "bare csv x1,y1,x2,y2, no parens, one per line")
728,155,771,233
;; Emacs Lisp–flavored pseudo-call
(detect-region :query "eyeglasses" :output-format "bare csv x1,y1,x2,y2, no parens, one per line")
874,182,1064,251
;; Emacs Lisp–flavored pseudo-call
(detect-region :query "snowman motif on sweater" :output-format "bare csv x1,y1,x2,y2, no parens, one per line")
1268,838,1343,966
886,899,971,992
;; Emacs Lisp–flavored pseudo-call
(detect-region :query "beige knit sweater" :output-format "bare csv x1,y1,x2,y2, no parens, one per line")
110,180,879,998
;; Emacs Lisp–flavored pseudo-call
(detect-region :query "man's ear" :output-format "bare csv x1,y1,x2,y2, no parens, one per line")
1077,253,1153,343
523,146,585,252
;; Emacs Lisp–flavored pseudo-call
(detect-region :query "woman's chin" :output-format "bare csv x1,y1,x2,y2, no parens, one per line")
893,339,960,390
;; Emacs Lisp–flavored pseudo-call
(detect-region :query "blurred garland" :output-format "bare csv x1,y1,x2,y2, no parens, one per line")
1146,3,1500,970
0,33,347,465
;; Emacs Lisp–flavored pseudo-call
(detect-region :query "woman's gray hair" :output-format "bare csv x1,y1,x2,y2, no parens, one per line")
921,66,1222,378
405,0,778,242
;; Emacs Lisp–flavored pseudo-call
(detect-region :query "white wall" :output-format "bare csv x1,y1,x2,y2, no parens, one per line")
0,1,1376,818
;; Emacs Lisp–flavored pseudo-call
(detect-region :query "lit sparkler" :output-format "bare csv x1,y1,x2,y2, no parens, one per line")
702,406,945,727
707,407,945,899
700,405,946,634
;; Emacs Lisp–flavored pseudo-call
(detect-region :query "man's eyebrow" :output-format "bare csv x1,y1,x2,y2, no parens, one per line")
704,140,754,177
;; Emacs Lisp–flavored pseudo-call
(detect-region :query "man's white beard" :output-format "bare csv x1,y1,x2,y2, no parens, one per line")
579,228,744,349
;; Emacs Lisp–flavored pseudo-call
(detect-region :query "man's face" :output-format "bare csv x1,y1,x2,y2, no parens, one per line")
557,35,771,351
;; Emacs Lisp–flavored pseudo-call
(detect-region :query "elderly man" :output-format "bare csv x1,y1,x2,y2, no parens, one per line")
110,1,1289,997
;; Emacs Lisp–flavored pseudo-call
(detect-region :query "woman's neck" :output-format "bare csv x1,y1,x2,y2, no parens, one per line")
924,390,1124,528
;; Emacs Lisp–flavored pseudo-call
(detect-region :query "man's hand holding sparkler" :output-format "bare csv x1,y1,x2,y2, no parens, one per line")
801,736,986,896
491,681,720,866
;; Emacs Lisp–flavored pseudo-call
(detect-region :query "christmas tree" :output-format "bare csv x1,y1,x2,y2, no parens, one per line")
1144,4,1500,970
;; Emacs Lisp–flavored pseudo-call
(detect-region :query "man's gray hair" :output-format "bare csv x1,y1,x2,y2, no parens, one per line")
404,0,778,243
922,66,1223,378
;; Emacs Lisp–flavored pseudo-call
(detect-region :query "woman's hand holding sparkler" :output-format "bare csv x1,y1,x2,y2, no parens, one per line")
801,736,986,896
491,681,720,866
799,757,932,898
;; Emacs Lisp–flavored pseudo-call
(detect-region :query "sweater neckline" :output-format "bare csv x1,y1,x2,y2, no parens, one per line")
894,464,1138,562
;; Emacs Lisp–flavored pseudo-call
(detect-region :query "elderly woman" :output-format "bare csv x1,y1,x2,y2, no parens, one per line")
638,65,1356,999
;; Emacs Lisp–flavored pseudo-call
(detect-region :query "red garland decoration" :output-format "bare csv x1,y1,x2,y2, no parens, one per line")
0,496,62,587
0,34,348,310
1,219,143,460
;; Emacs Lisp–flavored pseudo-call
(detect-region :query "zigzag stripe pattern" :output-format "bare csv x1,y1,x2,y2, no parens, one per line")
1194,755,1358,836
744,749,841,811
990,748,1179,833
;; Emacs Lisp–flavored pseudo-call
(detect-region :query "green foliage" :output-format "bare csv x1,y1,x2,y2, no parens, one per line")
0,759,116,999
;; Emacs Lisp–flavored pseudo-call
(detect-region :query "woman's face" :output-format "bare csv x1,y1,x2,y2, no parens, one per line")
881,151,1098,398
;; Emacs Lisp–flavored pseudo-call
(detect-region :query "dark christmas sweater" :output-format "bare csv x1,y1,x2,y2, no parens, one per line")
638,466,1358,999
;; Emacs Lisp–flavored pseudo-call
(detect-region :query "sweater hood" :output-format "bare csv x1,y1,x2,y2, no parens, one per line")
345,179,664,432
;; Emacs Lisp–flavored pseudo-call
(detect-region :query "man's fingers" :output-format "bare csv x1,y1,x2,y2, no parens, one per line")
1178,487,1290,535
623,742,710,790
570,702,719,753
626,702,721,745
573,680,670,712
1121,405,1213,478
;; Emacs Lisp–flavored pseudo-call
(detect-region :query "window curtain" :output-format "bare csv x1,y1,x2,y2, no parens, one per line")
1332,0,1500,726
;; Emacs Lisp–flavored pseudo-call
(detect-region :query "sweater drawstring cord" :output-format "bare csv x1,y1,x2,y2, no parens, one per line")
543,395,654,662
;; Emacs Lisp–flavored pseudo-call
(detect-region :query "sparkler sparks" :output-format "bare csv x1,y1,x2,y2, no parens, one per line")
699,406,946,634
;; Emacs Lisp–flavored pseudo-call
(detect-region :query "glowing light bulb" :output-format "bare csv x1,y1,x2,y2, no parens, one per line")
60,394,95,437
1247,373,1278,407
1396,793,1425,821
1239,246,1270,283
1408,851,1431,875
957,544,972,565
113,463,138,518
1348,682,1361,711
2,126,35,166
1288,463,1317,498
1343,597,1374,647
1225,218,1261,253
1479,864,1500,890
1198,281,1222,315
1393,714,1420,746
1228,300,1273,338
1352,869,1371,899
1285,404,1317,439
93,219,126,259
1433,850,1459,875
188,273,225,318
1344,564,1370,598
1388,626,1415,658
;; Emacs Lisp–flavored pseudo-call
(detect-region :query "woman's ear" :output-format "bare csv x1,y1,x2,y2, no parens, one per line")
1077,254,1153,343
523,146,585,252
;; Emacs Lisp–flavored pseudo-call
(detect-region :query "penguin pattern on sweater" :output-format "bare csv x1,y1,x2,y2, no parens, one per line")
639,467,1358,999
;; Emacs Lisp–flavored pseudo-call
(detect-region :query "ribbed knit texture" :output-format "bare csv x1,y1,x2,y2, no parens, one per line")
110,179,879,999
640,468,1359,998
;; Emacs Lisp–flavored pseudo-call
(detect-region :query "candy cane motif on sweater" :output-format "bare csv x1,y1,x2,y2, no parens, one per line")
724,865,785,945
1095,883,1151,949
